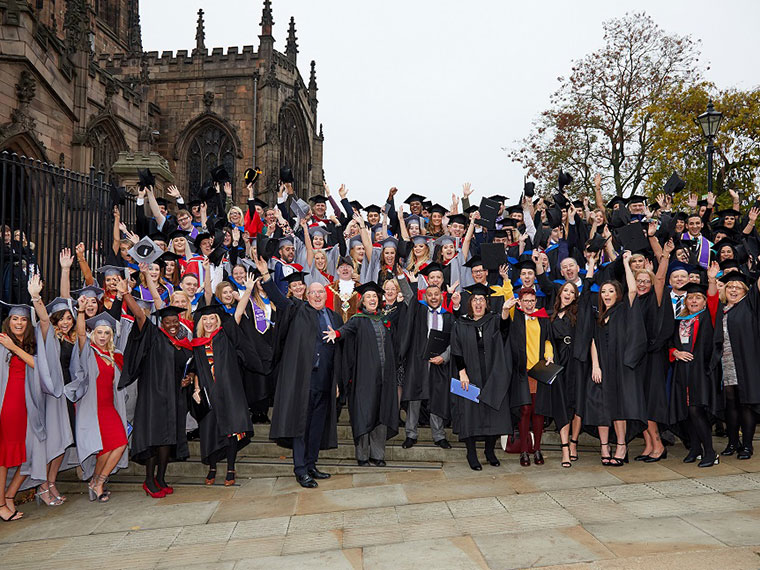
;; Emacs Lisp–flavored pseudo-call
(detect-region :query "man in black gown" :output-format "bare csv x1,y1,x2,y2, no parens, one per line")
258,257,343,488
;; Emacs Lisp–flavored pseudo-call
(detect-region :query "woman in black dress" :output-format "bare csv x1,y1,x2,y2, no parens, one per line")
450,283,515,470
587,251,648,466
538,254,596,467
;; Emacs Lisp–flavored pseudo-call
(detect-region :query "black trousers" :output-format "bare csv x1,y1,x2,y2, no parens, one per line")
292,389,330,477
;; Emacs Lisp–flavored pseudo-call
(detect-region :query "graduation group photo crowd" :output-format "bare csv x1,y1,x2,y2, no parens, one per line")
2,164,760,524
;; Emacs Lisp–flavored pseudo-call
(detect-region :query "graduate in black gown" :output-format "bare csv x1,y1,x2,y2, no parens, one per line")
716,270,760,460
668,268,722,468
450,283,515,470
191,275,263,487
121,297,192,498
380,278,408,408
539,252,597,467
587,251,648,466
399,284,454,449
257,256,344,489
324,282,399,466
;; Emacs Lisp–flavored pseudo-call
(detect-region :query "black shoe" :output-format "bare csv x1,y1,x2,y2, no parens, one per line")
698,453,719,468
644,448,667,463
434,439,452,449
467,451,482,471
721,443,739,456
533,450,545,465
296,473,318,488
401,437,417,449
357,460,370,466
634,454,651,462
187,428,200,441
737,446,753,460
369,458,387,467
307,468,331,480
683,450,701,463
485,453,500,467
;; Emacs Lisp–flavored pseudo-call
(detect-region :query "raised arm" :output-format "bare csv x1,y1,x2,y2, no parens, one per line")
122,285,147,330
75,242,94,286
59,247,73,299
145,187,167,229
29,274,49,339
234,274,256,324
622,250,636,305
75,296,88,350
397,204,410,241
300,216,315,268
202,258,213,306
460,211,479,260
112,206,122,255
257,256,292,311
654,238,673,305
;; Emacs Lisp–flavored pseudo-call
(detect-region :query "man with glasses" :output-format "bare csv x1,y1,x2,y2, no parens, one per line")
259,260,343,488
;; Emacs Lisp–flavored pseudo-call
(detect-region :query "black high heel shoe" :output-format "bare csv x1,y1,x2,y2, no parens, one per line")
698,453,719,468
569,438,579,461
466,450,482,471
609,444,628,466
721,443,739,456
683,450,701,463
600,441,612,466
484,450,500,467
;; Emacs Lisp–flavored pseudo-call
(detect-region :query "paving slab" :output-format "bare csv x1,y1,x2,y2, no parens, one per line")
233,549,355,569
474,525,614,569
583,516,725,556
684,508,760,546
447,496,507,518
230,516,291,540
362,537,486,569
209,494,297,523
92,500,218,533
294,483,408,515
173,521,236,545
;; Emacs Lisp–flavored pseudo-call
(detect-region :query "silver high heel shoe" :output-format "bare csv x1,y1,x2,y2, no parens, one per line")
35,486,63,507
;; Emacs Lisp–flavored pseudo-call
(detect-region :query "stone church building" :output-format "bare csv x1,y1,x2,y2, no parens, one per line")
0,0,324,204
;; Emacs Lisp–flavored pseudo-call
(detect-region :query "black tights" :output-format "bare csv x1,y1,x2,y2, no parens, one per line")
465,436,498,467
724,386,758,450
145,445,171,491
209,436,239,477
687,406,714,458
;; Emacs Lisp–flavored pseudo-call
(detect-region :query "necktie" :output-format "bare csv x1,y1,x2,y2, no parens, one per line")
674,295,684,315
431,310,439,331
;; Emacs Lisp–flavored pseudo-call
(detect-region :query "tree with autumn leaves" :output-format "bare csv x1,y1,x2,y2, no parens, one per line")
510,12,760,205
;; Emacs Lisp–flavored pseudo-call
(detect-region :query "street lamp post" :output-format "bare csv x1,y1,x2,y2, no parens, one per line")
696,100,723,195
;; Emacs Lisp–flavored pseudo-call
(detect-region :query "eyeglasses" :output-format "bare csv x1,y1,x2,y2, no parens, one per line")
636,279,651,285
725,284,745,291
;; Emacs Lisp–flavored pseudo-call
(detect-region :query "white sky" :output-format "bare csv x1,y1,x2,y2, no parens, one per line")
141,0,760,206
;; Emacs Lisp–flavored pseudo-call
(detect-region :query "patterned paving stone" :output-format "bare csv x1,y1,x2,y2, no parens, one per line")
646,478,714,497
395,501,452,524
342,506,398,528
362,537,484,570
286,511,344,534
342,523,402,549
280,529,342,555
695,474,760,493
496,491,559,512
547,487,614,507
230,516,291,540
446,497,506,518
597,482,664,502
685,508,760,547
173,521,236,545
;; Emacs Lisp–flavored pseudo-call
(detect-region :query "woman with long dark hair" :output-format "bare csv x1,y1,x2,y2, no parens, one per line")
0,278,59,520
586,251,648,466
450,283,515,470
539,253,597,467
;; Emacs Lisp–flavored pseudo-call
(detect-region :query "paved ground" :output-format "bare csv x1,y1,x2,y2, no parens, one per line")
2,441,760,569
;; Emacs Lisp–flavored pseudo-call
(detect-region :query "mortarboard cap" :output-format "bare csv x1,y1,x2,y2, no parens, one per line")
447,213,468,226
488,194,507,203
244,167,262,186
380,236,399,250
72,285,104,299
279,165,294,184
524,181,536,198
283,270,309,284
210,165,230,184
97,265,127,278
476,197,500,230
558,169,573,191
586,234,607,253
515,259,537,274
627,195,647,205
128,236,163,265
716,209,741,219
465,283,492,297
404,193,426,205
719,271,752,286
252,198,268,210
364,204,383,214
506,204,522,216
356,281,384,297
663,172,686,195
2,302,32,320
308,225,331,240
681,282,708,296
154,305,185,320
614,221,649,253
193,304,228,322
155,197,169,207
419,262,445,277
138,168,155,190
111,186,127,207
479,243,508,270
428,203,447,216
85,312,119,331
337,255,354,268
308,195,328,205
46,297,75,316
606,196,626,210
348,235,364,250
410,235,430,246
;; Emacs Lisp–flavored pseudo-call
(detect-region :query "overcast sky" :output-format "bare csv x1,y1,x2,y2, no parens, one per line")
141,0,760,206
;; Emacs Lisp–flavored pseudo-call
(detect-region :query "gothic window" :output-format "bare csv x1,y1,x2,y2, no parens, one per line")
96,0,120,34
87,122,123,185
279,105,309,196
186,123,236,200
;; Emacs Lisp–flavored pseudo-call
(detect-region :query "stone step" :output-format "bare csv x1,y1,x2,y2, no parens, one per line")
249,422,601,447
56,456,443,492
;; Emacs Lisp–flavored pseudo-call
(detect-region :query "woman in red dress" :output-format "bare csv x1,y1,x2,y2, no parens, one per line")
0,304,37,522
71,298,128,503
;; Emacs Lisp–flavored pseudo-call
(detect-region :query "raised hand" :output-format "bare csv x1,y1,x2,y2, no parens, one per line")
594,173,601,190
0,333,16,350
113,206,120,220
231,227,241,243
663,238,675,256
338,184,348,200
749,207,760,222
59,248,74,269
707,260,720,280
687,193,698,211
115,277,129,296
254,255,269,275
706,192,716,208
77,295,87,312
166,185,181,199
28,273,43,298
75,242,85,258
446,280,460,294
323,325,337,343
388,186,398,200
223,182,232,197
462,182,473,198
323,181,330,197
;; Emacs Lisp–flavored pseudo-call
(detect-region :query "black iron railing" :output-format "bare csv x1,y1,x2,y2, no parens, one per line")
0,151,137,306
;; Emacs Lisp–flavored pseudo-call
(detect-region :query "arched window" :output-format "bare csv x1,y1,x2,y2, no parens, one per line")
87,120,126,186
279,104,310,197
186,123,236,200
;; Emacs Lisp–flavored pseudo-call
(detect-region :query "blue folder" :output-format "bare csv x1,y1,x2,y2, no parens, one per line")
450,378,480,403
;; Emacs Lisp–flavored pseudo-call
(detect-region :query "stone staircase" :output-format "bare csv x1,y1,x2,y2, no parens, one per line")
56,410,601,492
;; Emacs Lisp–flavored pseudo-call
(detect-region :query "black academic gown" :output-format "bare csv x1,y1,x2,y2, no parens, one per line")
264,278,343,451
121,320,192,464
639,290,674,425
668,304,723,423
192,318,262,464
508,309,548,411
717,284,760,413
450,313,514,440
399,300,453,419
580,299,648,434
236,302,276,407
338,313,399,443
